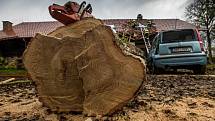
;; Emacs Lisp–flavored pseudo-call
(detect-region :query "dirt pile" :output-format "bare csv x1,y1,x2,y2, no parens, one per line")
23,18,146,116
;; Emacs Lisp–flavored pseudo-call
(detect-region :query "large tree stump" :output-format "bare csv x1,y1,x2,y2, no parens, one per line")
23,18,146,116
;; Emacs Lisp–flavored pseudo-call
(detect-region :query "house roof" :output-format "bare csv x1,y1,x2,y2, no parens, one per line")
0,21,63,40
0,19,196,40
152,19,196,31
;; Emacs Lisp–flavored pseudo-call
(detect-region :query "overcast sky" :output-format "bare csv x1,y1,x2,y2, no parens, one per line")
0,0,192,30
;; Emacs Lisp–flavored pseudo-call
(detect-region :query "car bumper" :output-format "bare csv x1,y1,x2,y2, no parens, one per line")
154,52,207,68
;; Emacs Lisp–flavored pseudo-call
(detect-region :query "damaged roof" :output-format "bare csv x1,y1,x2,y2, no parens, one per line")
0,19,196,40
103,19,196,32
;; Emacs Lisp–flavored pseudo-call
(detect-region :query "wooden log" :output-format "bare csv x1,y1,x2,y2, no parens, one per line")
23,18,146,116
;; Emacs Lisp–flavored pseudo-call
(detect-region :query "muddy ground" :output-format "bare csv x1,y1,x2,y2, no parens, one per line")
0,75,214,121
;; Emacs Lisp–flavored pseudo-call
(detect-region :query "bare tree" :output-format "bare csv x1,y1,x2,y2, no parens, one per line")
185,0,215,63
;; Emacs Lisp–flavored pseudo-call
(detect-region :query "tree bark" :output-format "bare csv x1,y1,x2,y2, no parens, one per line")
207,27,213,64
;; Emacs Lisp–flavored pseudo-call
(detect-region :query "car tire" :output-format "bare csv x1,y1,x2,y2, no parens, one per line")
193,65,206,75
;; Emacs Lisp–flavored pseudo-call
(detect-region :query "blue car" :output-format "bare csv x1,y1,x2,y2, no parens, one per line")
148,29,207,74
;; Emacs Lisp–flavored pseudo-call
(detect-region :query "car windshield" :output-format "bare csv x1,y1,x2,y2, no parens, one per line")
162,29,195,43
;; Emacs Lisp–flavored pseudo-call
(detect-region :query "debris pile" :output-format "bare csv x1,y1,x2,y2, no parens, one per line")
117,19,157,52
118,19,157,41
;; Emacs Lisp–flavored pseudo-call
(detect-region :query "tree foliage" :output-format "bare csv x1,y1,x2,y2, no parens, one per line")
185,0,215,63
186,0,214,30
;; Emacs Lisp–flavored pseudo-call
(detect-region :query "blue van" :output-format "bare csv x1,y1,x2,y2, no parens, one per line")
148,29,207,74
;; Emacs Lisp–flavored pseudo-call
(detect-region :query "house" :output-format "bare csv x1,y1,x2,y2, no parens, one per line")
0,21,63,57
0,19,196,58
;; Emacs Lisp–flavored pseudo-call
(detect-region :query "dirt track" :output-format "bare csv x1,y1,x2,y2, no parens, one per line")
0,75,214,121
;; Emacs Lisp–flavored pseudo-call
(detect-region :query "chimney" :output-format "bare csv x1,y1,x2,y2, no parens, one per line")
3,21,13,32
137,14,143,20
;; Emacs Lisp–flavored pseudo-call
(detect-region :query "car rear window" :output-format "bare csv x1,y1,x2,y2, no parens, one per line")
162,29,196,43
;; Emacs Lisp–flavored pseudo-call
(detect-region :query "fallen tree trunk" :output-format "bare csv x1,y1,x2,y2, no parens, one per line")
23,18,146,116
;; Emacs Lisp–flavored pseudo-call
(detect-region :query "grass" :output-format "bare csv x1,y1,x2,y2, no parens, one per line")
0,68,28,76
207,64,215,69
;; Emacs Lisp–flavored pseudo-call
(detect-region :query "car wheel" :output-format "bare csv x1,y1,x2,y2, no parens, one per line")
193,65,206,75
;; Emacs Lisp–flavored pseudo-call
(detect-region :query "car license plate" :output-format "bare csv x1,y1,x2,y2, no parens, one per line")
172,47,192,53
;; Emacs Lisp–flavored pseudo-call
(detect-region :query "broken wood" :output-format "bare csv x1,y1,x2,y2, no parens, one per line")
0,78,15,85
23,18,146,116
0,79,32,85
